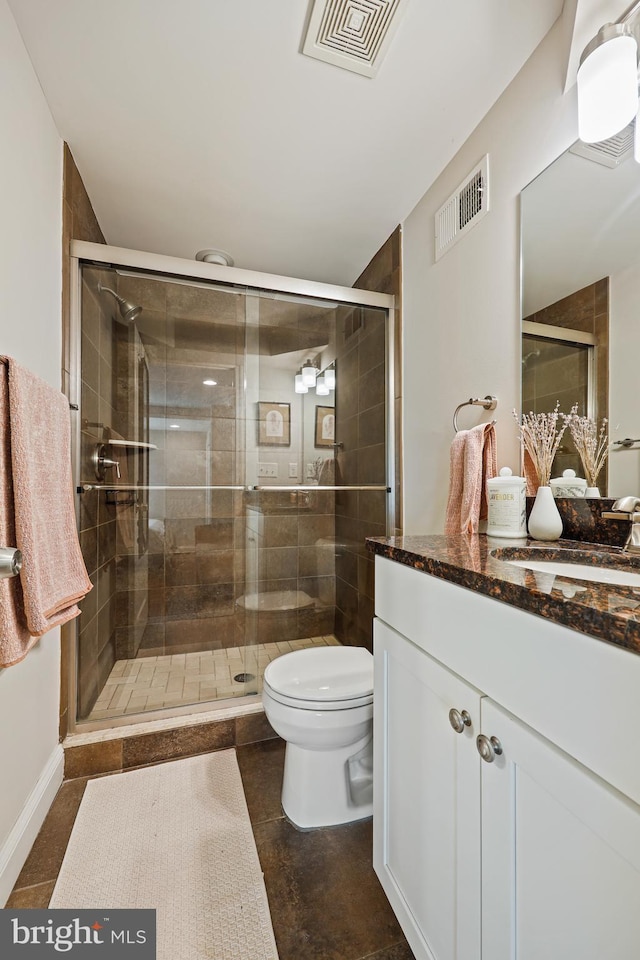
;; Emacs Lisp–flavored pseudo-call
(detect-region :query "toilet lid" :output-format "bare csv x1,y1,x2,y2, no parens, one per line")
263,646,373,703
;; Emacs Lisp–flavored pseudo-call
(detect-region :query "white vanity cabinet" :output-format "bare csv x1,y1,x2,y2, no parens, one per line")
480,698,640,960
373,554,640,960
374,618,482,960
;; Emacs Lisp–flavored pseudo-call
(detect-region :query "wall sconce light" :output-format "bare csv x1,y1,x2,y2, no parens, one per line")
315,375,330,396
324,365,336,390
294,372,309,394
294,358,335,395
301,359,318,387
577,20,639,144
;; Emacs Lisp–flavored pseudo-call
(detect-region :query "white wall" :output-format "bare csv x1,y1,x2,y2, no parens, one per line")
0,0,64,904
402,11,581,534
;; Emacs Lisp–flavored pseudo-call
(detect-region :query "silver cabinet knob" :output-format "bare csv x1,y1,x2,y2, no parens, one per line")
476,734,503,763
449,708,472,733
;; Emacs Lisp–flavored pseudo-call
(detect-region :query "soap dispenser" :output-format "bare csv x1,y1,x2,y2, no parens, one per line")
486,467,527,538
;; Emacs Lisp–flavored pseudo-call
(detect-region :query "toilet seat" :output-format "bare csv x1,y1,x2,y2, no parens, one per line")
263,646,373,711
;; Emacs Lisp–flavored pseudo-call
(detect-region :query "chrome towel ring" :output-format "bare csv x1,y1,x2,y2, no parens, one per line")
452,395,497,433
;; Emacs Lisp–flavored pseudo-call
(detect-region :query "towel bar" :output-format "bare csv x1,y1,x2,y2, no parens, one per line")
0,547,22,579
613,438,640,448
453,395,497,433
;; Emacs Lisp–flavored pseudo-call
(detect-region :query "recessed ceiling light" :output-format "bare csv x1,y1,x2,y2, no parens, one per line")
202,378,218,386
169,424,180,430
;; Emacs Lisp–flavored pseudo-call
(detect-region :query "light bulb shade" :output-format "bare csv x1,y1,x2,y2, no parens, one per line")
324,367,336,390
315,375,330,396
294,373,308,394
301,363,317,387
577,26,638,144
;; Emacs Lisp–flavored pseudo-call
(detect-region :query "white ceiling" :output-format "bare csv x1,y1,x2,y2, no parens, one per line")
9,0,564,286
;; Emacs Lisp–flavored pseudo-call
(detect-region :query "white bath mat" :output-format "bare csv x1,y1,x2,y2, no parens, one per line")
50,750,279,960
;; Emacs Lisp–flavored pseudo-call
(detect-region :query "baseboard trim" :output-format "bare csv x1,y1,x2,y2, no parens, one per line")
0,744,64,906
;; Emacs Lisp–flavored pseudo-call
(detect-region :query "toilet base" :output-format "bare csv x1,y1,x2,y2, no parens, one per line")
281,732,373,829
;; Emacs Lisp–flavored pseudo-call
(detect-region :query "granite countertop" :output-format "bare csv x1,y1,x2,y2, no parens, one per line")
366,534,640,656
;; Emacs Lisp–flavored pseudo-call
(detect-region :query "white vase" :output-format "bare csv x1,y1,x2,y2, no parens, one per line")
528,485,563,541
585,486,600,498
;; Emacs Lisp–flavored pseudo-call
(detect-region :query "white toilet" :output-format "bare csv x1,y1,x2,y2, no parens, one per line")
262,645,374,829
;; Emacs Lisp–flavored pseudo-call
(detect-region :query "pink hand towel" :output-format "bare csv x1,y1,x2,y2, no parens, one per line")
0,358,92,665
444,422,497,536
0,366,32,664
523,448,539,496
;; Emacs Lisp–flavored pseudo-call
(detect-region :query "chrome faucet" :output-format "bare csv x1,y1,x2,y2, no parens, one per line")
92,443,121,482
602,497,640,554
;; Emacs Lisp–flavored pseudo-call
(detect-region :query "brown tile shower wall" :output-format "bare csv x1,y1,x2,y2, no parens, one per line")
112,277,248,660
77,271,123,718
61,146,107,734
335,225,402,651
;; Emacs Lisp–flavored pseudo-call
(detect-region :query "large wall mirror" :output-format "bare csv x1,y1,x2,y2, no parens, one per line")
521,132,640,498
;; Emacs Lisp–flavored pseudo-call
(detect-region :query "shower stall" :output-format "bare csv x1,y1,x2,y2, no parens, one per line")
69,242,394,730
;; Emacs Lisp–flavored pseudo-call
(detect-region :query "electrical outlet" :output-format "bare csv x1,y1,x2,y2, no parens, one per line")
289,463,298,478
258,462,278,478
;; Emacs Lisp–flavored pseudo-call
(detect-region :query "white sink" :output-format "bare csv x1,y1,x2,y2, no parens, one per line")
506,559,640,587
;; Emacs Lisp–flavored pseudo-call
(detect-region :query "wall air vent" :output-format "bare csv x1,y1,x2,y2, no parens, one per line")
302,0,409,78
569,123,634,168
435,156,490,262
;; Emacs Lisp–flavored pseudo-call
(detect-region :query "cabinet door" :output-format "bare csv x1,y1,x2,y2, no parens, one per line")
481,698,640,960
373,618,482,960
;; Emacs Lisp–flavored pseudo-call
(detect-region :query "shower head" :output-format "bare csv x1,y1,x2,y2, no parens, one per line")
97,282,142,323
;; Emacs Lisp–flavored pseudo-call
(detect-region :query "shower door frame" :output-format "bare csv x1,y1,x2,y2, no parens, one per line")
67,240,396,734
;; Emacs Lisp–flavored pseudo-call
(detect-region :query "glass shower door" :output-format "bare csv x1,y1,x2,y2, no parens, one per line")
240,291,389,676
74,252,393,725
76,264,254,720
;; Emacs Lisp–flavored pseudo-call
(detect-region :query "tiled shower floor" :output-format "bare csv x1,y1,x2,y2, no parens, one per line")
88,634,339,721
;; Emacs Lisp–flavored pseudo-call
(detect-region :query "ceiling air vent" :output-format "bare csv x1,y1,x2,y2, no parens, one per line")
435,156,490,262
569,123,634,168
301,0,409,78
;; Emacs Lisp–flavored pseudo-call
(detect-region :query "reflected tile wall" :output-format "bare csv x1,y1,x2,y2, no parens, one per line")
242,491,337,645
523,276,609,494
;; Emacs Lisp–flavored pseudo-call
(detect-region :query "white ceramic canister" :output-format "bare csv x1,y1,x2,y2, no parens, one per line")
550,468,587,498
486,467,527,538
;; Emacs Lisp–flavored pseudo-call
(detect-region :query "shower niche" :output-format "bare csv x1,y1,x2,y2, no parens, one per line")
71,247,393,727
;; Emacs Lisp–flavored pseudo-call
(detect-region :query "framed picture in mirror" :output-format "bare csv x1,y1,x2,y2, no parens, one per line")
257,401,291,446
315,405,335,448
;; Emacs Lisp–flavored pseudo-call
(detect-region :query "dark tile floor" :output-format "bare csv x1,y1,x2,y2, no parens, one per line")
8,739,415,960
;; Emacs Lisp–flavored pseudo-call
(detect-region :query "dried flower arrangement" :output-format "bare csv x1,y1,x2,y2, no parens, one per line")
513,401,568,487
564,405,609,489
